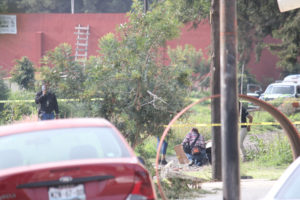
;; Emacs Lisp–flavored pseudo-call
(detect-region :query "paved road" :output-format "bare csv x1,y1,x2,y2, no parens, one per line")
197,179,276,200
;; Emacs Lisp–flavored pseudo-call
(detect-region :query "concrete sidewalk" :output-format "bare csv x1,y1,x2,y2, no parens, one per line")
197,179,276,200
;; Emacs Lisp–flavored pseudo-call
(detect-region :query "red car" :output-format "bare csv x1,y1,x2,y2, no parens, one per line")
0,118,156,200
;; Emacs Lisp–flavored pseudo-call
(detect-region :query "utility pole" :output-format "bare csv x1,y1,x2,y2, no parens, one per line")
144,0,148,13
220,0,240,199
71,0,74,14
210,0,222,181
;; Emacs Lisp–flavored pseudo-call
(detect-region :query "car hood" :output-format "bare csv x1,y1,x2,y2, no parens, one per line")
261,93,294,100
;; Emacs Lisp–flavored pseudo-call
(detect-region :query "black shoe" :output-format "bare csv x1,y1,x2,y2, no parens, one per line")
161,159,168,165
158,159,161,164
188,160,194,166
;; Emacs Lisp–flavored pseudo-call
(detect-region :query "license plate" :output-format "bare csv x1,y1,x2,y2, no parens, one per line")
48,184,86,200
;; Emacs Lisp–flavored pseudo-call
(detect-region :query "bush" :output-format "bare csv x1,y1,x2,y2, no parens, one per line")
155,178,206,199
247,133,293,166
1,91,36,124
277,98,300,116
0,68,9,118
10,57,35,90
251,110,278,134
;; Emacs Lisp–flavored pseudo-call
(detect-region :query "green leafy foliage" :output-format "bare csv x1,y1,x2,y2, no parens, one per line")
16,0,70,13
165,0,210,27
39,43,86,99
81,0,132,13
269,12,300,75
0,67,9,118
237,0,283,65
1,91,36,124
168,45,210,91
84,0,191,147
248,134,293,166
236,0,300,77
5,0,132,13
0,0,8,12
10,57,35,90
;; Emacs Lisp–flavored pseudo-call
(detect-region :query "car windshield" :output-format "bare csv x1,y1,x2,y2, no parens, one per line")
264,85,295,95
276,165,300,199
0,127,131,170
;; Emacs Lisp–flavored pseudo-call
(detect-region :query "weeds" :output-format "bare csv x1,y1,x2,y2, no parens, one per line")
137,99,296,199
155,177,213,200
247,133,293,166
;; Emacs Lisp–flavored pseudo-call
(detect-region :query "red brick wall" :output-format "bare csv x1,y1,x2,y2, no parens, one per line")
1,13,128,73
0,14,280,84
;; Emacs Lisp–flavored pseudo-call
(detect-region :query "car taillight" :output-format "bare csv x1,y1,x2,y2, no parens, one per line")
126,170,156,200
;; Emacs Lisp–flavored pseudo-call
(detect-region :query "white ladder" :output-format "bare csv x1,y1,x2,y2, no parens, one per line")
74,24,89,64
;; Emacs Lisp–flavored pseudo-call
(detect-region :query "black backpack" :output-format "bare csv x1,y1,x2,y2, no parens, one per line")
182,133,199,154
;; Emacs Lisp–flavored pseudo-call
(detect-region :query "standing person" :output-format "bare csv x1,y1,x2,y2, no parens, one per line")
157,137,168,165
182,128,207,167
35,82,59,120
239,102,253,161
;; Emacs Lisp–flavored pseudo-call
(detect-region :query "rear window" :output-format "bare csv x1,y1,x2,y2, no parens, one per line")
0,127,131,170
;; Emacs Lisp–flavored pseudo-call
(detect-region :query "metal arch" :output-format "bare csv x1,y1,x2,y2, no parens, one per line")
155,95,219,200
156,94,300,200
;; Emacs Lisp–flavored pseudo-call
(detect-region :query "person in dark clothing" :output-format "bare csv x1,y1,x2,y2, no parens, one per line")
239,102,253,161
35,83,59,120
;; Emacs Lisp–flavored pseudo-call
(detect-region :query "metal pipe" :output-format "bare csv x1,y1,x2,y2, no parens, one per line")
144,0,148,13
71,0,74,14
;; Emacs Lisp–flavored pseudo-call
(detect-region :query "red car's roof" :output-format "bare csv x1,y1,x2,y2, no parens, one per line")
0,118,113,136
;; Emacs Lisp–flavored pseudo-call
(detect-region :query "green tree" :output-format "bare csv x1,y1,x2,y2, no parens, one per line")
10,56,35,90
0,0,8,12
84,0,191,147
12,0,133,13
0,0,23,13
80,0,132,13
269,12,300,75
236,0,293,75
0,67,9,117
169,0,300,79
16,0,70,13
168,45,210,90
1,91,35,124
235,0,300,78
165,0,210,27
39,43,86,99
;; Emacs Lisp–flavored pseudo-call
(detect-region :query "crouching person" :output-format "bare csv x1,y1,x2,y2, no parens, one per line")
182,128,208,167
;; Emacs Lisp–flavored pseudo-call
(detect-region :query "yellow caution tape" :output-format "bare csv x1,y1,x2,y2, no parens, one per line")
1,98,300,127
191,99,300,104
0,98,103,103
0,100,35,103
166,121,300,127
0,97,299,104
